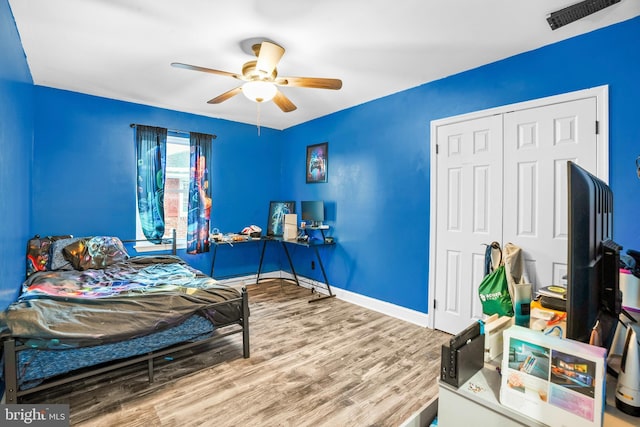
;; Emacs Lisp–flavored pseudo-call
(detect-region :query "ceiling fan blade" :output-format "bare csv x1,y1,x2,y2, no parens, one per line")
207,87,243,104
275,76,342,90
171,62,243,80
273,90,297,112
255,42,285,76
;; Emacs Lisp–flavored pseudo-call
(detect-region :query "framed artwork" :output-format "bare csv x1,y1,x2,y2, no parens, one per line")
306,142,328,183
266,201,296,236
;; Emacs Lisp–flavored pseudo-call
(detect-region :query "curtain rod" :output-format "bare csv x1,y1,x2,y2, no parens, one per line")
129,123,217,139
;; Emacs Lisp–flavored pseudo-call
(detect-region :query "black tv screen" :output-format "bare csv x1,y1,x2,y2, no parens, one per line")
566,161,620,347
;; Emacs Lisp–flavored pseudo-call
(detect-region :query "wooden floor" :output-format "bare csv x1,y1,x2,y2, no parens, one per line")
23,280,450,426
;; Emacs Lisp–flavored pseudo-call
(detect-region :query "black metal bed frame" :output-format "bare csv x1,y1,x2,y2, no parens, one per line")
2,231,250,403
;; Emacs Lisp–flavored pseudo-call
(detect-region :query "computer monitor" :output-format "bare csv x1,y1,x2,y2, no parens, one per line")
566,161,622,348
301,201,325,227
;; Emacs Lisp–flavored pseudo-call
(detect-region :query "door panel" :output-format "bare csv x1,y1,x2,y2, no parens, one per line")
434,115,503,333
503,97,597,293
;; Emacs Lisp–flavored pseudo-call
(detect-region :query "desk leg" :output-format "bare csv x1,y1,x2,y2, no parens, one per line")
309,245,336,303
256,240,268,285
210,245,218,278
281,242,300,287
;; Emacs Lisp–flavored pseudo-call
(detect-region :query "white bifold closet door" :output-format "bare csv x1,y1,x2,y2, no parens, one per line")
432,94,600,335
502,98,598,295
433,115,504,335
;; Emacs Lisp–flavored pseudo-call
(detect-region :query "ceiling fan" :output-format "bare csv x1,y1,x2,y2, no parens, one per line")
171,41,342,113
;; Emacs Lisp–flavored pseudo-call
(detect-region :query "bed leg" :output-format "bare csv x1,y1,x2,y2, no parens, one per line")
147,355,154,383
242,288,250,358
3,339,18,403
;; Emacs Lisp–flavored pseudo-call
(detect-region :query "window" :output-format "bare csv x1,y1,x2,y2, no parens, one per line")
135,133,190,251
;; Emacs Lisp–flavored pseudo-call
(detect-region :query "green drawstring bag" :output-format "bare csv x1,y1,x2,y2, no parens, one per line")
478,264,514,317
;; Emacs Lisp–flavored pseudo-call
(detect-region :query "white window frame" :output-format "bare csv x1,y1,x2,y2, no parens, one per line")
135,134,190,252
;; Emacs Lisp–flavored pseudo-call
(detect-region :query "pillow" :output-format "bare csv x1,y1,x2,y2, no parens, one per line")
50,237,83,271
26,235,74,276
63,236,129,271
26,236,55,277
23,234,76,276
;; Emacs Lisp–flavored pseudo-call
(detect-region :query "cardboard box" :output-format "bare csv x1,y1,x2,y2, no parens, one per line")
484,314,514,362
284,214,297,226
283,214,298,240
283,225,297,240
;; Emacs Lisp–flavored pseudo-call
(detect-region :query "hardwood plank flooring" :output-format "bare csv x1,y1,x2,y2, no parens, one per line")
22,281,450,426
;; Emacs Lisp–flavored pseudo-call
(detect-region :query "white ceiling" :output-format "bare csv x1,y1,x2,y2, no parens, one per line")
8,0,640,130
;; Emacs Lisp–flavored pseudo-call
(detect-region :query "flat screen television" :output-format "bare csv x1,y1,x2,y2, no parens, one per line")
566,161,622,347
301,201,325,227
266,201,295,237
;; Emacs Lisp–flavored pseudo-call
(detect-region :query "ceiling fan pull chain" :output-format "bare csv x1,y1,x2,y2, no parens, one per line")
256,102,262,136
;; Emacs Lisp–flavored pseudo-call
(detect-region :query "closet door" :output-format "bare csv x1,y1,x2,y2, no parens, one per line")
433,115,503,334
502,97,598,293
430,87,606,335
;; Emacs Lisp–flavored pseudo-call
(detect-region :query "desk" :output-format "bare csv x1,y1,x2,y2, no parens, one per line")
210,237,262,279
256,237,336,302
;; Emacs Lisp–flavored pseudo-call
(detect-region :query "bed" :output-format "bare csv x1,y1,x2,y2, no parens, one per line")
1,235,249,403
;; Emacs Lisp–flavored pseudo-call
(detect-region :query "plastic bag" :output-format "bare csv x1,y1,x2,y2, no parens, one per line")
478,264,514,317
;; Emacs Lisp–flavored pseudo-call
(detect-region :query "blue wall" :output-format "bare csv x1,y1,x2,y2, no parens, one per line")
0,0,33,309
31,87,285,276
3,3,639,316
282,16,640,313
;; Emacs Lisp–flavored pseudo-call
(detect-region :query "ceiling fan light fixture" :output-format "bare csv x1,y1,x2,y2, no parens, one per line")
242,81,277,103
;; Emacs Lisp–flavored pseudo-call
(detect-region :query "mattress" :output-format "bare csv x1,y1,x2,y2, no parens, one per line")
0,254,244,391
0,255,242,349
17,313,215,390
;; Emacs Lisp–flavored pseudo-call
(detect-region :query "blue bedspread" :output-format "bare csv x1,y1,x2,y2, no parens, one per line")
17,314,215,390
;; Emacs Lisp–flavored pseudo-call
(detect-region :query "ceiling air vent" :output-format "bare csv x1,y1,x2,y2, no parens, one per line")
547,0,621,30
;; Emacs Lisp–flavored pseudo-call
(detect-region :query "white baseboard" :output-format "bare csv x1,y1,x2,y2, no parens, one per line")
330,283,430,327
220,271,430,328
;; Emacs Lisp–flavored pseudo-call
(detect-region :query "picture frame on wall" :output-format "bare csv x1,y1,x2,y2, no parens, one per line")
266,201,296,237
306,142,328,183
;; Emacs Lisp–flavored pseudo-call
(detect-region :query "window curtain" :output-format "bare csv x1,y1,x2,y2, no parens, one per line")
135,125,167,243
186,132,213,254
